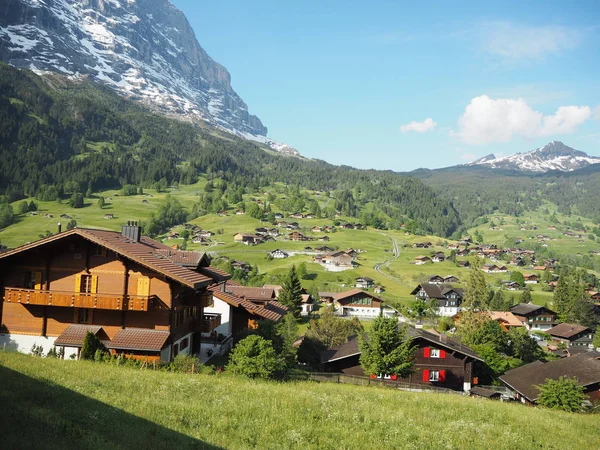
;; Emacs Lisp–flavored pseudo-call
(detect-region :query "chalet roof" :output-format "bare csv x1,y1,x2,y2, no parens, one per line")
470,386,502,398
155,249,208,268
410,283,464,299
547,323,592,339
488,311,523,327
263,284,283,298
318,292,338,299
0,228,213,289
227,286,275,301
198,266,231,281
54,324,104,347
108,329,170,352
335,289,384,303
509,303,552,316
210,285,287,321
321,327,482,364
500,352,600,402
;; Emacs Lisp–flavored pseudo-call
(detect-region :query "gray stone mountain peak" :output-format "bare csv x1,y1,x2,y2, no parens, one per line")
0,0,297,153
466,141,600,173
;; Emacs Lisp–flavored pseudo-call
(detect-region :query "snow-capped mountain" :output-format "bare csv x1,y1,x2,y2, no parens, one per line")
466,141,600,173
0,0,296,154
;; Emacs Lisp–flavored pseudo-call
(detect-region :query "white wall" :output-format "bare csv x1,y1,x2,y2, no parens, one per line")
204,296,232,336
0,333,78,358
172,332,193,357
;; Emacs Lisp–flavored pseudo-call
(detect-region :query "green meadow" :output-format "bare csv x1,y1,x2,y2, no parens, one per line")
1,352,598,450
2,182,599,311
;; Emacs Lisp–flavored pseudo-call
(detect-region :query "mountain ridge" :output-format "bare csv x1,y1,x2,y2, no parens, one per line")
464,141,600,173
0,0,298,154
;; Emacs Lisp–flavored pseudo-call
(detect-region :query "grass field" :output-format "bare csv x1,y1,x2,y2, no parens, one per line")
2,182,599,311
0,351,598,450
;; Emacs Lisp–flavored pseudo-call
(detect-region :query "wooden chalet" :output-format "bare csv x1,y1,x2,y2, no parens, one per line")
410,283,464,317
0,224,230,362
321,327,483,392
509,303,556,331
333,289,389,318
500,351,600,405
233,233,262,246
488,311,524,331
547,323,594,348
414,255,431,265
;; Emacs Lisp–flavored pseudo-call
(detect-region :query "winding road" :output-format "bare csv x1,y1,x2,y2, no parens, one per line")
374,236,403,285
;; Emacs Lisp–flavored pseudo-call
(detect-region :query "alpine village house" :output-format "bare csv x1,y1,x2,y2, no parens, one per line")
0,223,286,362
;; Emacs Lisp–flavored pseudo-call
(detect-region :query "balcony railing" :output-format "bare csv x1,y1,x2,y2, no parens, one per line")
3,287,153,312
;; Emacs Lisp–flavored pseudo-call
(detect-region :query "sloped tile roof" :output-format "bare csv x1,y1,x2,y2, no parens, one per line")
209,284,287,321
500,351,600,402
107,328,170,352
54,324,103,347
0,228,213,289
547,323,592,339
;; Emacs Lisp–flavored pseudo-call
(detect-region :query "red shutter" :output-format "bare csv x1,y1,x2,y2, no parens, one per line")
424,347,431,358
390,374,397,381
370,373,376,379
422,369,430,382
440,349,446,359
439,370,446,382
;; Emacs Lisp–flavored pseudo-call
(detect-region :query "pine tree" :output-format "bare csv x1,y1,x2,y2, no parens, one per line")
489,289,505,310
359,318,416,378
464,257,488,310
279,265,303,317
519,289,532,304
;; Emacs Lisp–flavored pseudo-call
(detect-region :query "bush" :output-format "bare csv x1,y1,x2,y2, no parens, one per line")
537,377,587,412
227,335,282,379
81,332,107,360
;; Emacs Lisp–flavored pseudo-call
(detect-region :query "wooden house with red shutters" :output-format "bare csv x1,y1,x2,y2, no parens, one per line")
320,327,483,391
0,223,230,362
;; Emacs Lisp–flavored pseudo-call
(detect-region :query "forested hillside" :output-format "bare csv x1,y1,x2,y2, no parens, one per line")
0,64,460,237
411,165,600,225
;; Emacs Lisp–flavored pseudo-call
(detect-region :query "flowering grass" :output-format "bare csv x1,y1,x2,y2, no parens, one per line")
1,351,598,449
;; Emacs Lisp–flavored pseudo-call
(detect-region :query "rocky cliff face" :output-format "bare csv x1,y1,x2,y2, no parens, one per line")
0,0,270,140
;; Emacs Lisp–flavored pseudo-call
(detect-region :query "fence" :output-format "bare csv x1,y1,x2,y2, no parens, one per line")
289,372,460,394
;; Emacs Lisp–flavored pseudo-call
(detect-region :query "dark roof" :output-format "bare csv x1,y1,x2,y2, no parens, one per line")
547,323,592,339
410,283,464,299
107,328,170,352
0,228,213,289
321,327,482,364
198,266,231,281
470,386,502,398
500,352,600,402
509,303,553,316
54,325,103,347
335,289,384,303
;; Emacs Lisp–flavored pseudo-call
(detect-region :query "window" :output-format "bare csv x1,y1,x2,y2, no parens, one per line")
179,338,189,351
94,246,107,257
172,343,179,358
24,271,43,290
175,310,185,327
430,348,440,358
429,370,439,382
80,275,93,293
78,308,92,324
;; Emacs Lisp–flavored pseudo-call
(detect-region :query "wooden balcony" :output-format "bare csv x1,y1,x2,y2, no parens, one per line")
3,287,153,312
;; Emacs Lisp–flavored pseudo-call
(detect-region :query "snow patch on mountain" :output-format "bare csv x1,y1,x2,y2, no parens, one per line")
0,0,297,154
467,141,600,173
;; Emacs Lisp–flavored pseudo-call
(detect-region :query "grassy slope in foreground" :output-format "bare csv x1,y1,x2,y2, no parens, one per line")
1,353,598,450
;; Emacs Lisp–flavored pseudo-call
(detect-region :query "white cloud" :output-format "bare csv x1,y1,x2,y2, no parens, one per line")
456,95,591,145
481,22,582,61
400,118,437,133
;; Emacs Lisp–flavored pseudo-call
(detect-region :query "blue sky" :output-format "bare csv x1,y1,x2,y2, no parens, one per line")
172,0,600,171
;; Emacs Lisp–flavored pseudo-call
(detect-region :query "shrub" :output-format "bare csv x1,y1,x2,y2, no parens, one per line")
537,377,587,413
227,335,282,379
81,332,106,360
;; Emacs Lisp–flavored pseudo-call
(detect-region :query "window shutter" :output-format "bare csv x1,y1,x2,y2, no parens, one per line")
370,373,376,379
91,275,98,294
74,274,82,293
439,370,446,382
440,349,446,359
422,369,429,382
390,374,397,381
137,277,150,296
424,347,431,358
34,272,43,290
